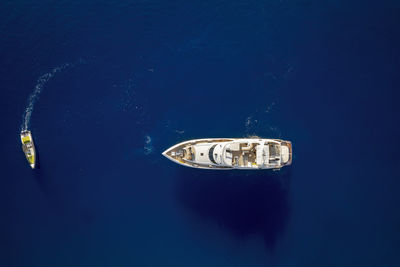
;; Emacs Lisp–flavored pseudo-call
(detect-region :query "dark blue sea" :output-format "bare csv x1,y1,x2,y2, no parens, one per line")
1,1,399,266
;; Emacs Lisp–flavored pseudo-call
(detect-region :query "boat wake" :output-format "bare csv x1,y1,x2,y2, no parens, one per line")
244,105,282,138
144,135,153,155
21,61,83,131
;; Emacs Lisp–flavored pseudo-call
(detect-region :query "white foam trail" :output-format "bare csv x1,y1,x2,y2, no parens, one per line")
175,129,185,134
144,135,153,155
21,63,72,131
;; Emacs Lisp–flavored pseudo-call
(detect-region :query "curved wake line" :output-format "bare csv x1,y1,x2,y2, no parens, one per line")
21,62,78,131
144,135,153,155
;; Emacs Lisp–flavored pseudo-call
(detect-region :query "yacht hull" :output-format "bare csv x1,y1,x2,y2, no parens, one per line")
162,138,292,170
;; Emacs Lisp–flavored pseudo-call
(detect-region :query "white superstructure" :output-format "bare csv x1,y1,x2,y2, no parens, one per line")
162,138,292,170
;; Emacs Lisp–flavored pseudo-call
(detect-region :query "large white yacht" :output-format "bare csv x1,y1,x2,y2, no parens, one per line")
162,138,292,170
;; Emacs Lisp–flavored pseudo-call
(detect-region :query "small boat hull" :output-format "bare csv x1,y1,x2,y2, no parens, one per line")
20,130,36,169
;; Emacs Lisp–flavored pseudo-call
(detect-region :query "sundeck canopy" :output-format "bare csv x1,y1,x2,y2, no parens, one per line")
256,142,269,166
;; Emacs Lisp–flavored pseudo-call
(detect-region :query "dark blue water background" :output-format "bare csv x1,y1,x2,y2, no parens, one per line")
1,1,399,266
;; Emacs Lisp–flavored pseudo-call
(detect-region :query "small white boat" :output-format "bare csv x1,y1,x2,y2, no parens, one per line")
20,130,36,169
162,138,292,170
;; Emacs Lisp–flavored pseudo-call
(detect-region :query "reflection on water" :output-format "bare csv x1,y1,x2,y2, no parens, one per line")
176,168,291,250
